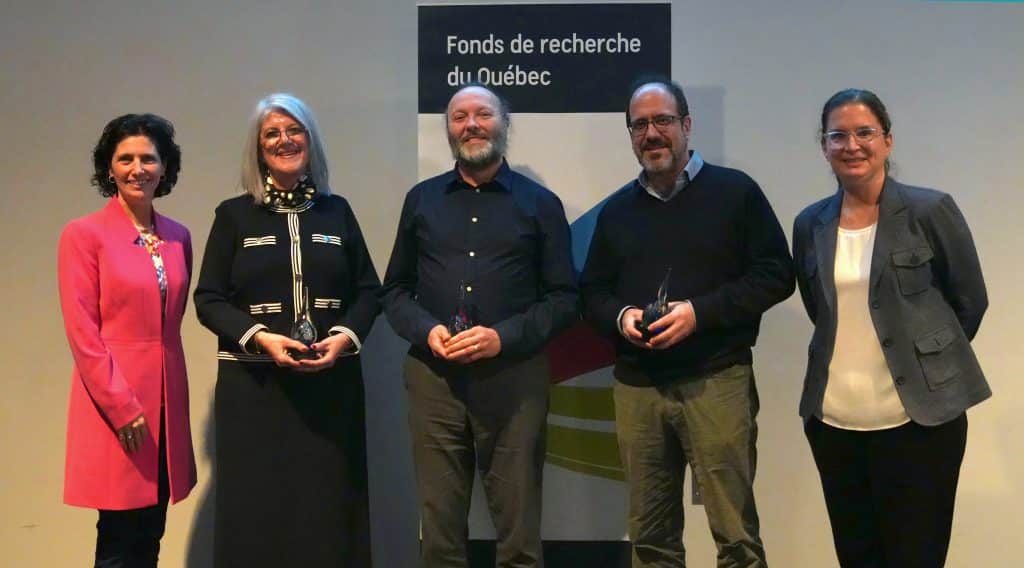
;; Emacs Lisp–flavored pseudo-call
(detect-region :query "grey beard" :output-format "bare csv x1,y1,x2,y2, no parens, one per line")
638,145,680,176
640,156,675,175
450,131,508,169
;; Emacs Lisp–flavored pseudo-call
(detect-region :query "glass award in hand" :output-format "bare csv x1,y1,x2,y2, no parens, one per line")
637,268,671,341
289,286,320,360
447,281,476,335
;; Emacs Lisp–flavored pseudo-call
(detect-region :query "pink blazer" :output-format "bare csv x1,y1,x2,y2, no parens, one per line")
58,198,197,509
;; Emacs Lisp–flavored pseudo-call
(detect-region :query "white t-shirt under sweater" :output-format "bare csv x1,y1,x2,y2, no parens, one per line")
822,223,910,430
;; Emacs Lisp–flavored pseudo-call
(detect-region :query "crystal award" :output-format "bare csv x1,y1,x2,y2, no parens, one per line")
289,286,320,360
447,281,476,335
636,268,672,341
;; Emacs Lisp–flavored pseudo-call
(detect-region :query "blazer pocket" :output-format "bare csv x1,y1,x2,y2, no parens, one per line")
892,246,934,295
249,302,283,314
311,233,343,247
313,297,342,309
914,325,962,390
242,235,277,247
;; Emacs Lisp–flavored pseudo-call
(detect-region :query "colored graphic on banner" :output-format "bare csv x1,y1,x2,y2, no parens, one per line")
419,3,671,113
544,192,630,482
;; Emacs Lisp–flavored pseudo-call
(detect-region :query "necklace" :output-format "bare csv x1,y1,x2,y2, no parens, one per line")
135,224,162,256
263,174,317,208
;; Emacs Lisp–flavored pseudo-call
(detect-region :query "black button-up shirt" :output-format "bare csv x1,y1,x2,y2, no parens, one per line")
380,160,578,361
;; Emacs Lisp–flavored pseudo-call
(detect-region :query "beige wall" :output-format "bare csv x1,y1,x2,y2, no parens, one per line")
2,1,1021,566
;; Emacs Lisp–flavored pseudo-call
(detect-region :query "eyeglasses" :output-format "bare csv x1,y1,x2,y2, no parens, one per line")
628,115,685,136
261,125,307,144
824,127,884,148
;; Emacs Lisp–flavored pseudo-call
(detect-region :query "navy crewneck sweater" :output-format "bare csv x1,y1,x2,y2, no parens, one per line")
580,162,795,384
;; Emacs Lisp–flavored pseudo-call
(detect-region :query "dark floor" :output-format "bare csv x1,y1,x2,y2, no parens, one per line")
468,540,631,567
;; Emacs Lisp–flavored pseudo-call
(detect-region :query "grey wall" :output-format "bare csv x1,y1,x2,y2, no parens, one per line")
3,1,1021,566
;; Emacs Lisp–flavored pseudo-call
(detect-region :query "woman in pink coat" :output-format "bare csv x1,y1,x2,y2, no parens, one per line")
58,114,197,567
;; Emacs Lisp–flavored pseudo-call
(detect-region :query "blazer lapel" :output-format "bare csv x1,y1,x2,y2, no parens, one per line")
813,189,842,312
870,177,908,289
100,198,145,244
100,199,164,333
153,211,182,332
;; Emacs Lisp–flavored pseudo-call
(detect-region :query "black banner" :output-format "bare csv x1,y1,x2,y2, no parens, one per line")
418,3,671,113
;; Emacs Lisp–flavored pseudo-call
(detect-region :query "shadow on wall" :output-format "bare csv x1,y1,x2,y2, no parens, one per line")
358,318,421,568
186,397,215,568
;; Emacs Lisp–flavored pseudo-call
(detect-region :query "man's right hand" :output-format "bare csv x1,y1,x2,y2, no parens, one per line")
427,324,452,358
619,307,650,348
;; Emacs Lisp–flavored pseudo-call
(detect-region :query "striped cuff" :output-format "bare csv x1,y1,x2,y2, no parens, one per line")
239,324,269,354
328,326,362,356
218,351,274,363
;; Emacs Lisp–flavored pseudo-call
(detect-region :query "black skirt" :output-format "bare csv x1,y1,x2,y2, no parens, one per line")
213,357,370,567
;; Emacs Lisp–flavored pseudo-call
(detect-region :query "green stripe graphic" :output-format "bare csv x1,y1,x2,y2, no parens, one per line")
549,385,616,421
546,423,624,481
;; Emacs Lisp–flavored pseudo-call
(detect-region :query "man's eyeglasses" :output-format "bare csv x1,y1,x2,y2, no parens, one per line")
628,115,685,137
824,127,884,148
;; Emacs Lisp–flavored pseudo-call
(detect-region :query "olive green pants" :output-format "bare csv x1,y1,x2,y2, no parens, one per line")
614,364,766,568
405,354,549,568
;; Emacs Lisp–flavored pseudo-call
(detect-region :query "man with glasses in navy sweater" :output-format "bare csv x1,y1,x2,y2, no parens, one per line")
581,79,794,567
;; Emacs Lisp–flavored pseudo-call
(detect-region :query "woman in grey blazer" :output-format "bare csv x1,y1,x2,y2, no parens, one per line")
792,88,991,568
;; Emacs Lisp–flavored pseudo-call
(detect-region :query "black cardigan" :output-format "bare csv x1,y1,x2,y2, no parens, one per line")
194,194,381,362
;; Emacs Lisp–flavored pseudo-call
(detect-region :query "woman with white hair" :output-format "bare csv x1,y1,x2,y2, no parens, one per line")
195,93,379,566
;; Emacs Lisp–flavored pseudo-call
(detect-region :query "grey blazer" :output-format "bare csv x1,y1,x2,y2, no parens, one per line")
792,177,990,426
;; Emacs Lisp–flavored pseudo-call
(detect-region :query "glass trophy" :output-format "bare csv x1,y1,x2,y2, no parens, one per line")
447,281,476,335
636,268,672,340
289,286,320,360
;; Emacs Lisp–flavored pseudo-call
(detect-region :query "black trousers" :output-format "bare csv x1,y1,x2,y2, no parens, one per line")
95,417,170,568
804,414,968,568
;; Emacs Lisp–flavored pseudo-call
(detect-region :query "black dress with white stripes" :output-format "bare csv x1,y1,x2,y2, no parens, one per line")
195,193,380,566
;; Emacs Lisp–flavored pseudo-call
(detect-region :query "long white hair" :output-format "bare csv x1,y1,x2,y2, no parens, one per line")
240,93,331,203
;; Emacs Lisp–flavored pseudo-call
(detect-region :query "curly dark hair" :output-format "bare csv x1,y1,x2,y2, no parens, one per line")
91,113,181,198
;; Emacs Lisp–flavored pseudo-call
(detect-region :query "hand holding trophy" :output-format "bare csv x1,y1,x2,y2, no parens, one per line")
288,286,320,360
447,280,475,335
636,268,671,341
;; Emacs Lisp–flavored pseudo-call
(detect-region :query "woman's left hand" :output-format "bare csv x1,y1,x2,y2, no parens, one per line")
116,414,149,454
296,333,355,373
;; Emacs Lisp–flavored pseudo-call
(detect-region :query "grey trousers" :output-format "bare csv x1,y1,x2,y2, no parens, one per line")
614,363,766,568
405,354,550,568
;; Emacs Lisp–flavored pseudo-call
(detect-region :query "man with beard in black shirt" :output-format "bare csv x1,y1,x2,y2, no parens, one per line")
381,84,578,567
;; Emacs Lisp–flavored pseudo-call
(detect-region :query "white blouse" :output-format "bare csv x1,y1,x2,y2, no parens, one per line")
822,223,910,431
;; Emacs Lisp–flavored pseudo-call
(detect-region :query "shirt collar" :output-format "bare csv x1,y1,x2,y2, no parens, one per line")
444,159,513,193
637,149,704,202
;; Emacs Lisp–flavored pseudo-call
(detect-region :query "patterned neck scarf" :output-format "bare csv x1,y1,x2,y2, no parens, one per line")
263,174,317,208
134,224,167,313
